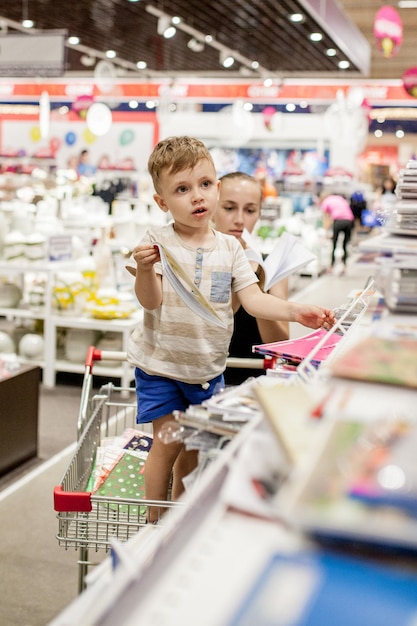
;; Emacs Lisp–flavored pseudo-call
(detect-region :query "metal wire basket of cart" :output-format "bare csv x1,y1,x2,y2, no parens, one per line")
53,347,180,593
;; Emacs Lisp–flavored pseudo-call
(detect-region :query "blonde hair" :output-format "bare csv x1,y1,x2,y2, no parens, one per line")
219,171,263,203
148,136,215,193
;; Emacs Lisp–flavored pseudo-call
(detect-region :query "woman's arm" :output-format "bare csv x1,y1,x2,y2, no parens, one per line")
256,278,289,342
236,282,334,330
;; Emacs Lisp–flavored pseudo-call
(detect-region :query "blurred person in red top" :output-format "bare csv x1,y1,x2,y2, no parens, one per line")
321,194,355,273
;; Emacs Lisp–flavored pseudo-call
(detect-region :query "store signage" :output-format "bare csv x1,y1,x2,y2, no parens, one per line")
0,32,67,77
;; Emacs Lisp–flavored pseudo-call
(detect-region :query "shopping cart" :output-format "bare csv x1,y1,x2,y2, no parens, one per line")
53,347,180,593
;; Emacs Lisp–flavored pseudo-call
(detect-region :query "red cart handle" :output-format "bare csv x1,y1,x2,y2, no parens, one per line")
53,485,92,512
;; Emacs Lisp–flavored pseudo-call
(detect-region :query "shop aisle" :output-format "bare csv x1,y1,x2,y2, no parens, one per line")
0,257,375,626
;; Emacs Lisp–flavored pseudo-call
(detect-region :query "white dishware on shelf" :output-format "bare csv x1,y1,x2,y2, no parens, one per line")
64,328,98,363
18,333,44,359
0,280,22,308
0,331,15,353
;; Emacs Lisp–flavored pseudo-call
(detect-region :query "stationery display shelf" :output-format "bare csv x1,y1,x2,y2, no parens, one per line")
295,276,376,384
50,273,417,626
262,275,377,387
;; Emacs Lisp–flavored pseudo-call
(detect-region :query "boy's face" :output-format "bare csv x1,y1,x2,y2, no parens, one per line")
153,159,220,231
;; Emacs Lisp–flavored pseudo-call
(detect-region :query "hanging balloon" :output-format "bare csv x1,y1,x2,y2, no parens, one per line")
72,95,94,119
119,129,135,146
86,102,112,136
402,67,417,98
65,131,77,146
83,128,97,144
30,126,41,142
373,6,403,57
262,106,276,131
49,136,61,156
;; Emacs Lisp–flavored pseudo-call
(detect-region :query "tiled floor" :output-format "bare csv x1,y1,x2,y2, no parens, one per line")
0,254,376,626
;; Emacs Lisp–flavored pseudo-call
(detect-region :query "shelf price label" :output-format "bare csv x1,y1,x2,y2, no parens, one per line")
48,235,73,261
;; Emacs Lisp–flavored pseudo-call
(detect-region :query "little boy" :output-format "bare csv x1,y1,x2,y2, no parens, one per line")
127,136,334,521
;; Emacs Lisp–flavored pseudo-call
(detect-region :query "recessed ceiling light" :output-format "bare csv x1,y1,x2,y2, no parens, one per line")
310,32,323,42
172,16,181,25
136,60,147,69
22,19,34,28
374,129,383,137
289,13,304,23
80,55,96,67
68,36,80,45
187,38,204,52
396,129,405,138
251,60,259,69
129,100,139,108
286,103,296,112
338,60,350,69
163,26,176,39
326,48,337,57
106,50,116,58
205,35,213,43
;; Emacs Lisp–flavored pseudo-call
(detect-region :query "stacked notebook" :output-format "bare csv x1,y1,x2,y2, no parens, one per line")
253,329,342,369
387,160,417,236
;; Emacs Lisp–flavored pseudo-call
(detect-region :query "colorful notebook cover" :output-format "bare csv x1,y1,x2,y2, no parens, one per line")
228,550,417,626
253,329,342,366
330,335,417,388
94,452,147,515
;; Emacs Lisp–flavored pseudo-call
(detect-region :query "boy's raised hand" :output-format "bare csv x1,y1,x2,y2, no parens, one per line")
293,303,335,330
134,244,160,269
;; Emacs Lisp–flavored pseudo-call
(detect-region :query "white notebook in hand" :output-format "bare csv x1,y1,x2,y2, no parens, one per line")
242,229,317,291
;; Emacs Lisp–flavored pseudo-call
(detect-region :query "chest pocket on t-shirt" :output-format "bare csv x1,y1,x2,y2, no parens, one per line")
210,271,232,303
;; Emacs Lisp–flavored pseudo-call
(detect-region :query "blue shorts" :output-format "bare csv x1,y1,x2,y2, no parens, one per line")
134,367,225,423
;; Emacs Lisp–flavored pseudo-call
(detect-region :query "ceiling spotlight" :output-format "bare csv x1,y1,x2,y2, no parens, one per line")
289,13,304,23
310,32,323,42
21,19,34,28
157,15,176,38
338,60,350,69
220,50,234,68
68,36,80,45
187,38,204,52
136,60,147,69
326,48,337,57
106,50,117,58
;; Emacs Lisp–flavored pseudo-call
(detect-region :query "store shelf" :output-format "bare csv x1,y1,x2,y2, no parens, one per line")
0,259,141,388
50,272,403,626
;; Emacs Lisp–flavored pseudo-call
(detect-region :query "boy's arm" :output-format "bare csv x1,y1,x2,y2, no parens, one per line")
132,244,163,309
236,283,334,330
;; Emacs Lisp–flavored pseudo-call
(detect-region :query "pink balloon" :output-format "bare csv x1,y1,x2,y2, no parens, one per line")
373,5,403,57
49,136,61,155
403,67,417,98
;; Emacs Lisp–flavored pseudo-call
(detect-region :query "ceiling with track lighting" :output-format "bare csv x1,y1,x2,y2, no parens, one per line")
0,0,416,82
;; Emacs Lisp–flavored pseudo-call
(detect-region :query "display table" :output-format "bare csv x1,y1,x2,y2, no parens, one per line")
0,364,40,475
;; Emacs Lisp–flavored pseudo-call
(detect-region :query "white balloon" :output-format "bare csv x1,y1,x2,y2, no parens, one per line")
86,102,113,136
